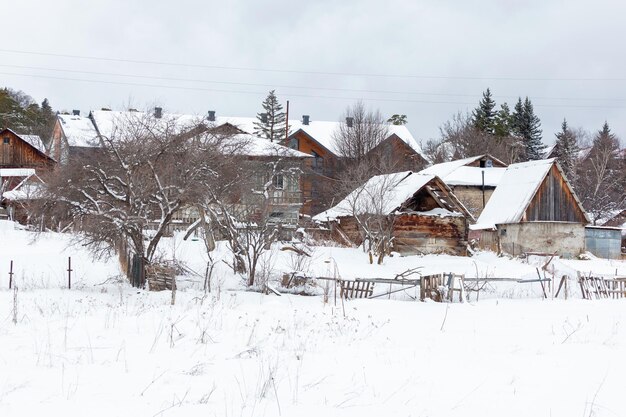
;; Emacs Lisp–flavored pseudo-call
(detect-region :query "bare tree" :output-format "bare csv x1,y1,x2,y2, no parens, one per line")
438,111,525,163
576,122,624,223
36,110,234,281
333,162,404,264
332,101,390,163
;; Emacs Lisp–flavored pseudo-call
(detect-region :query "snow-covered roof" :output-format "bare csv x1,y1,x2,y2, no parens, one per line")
313,171,468,222
87,110,428,162
472,158,574,230
20,134,47,154
292,121,426,159
58,114,100,147
420,155,507,187
225,134,311,158
0,168,36,177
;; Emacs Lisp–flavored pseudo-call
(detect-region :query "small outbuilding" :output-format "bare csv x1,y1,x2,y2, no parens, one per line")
420,154,508,218
313,171,475,255
471,158,590,258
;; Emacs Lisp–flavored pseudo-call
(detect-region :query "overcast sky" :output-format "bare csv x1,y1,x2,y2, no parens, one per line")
3,0,626,145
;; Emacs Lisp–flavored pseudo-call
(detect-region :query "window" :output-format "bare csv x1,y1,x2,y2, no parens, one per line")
273,174,284,189
3,137,9,144
311,151,322,169
289,137,298,150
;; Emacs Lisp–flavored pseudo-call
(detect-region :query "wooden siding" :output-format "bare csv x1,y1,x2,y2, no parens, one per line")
289,130,339,215
367,135,428,172
0,129,53,170
525,164,587,223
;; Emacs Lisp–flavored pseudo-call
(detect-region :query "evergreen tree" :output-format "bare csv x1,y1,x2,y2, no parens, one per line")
472,88,496,134
387,114,407,125
512,97,543,160
494,102,513,136
253,90,286,142
553,119,579,181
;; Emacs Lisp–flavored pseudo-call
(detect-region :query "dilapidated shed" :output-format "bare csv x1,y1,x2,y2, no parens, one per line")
471,158,590,258
420,154,508,218
313,171,474,255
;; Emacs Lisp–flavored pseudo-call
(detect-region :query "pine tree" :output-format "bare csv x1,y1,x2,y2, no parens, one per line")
253,90,286,142
512,97,544,160
553,119,579,181
387,114,407,125
472,88,496,134
494,103,513,137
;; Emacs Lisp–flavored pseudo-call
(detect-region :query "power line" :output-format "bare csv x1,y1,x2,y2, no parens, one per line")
2,48,626,82
1,63,624,103
3,70,626,109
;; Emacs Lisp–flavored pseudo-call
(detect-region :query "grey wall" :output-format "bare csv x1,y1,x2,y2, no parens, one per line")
497,222,585,258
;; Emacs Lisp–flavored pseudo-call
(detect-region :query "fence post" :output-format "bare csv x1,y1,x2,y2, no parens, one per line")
9,260,14,290
67,257,72,289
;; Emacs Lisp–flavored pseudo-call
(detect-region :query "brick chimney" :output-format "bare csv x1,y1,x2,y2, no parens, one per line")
72,110,80,116
207,110,216,122
154,107,163,119
302,115,310,125
346,117,354,127
260,113,268,124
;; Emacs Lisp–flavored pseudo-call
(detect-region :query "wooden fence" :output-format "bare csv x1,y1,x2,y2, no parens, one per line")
578,273,626,300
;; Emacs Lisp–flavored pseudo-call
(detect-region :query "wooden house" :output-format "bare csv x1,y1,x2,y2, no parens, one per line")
313,171,474,255
420,154,508,218
0,128,54,172
471,158,590,258
50,111,101,164
287,116,429,216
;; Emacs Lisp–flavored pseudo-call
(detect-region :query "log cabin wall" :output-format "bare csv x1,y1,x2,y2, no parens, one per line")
0,130,53,170
525,164,587,223
334,213,468,256
393,214,468,256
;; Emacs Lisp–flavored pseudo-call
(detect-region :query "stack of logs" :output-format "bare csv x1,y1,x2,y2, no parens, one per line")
146,263,176,291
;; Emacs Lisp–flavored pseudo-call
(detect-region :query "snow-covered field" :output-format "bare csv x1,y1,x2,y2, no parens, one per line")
1,221,626,416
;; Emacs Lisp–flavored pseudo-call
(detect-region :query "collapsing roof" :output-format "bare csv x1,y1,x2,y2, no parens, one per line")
419,154,507,187
473,158,589,230
313,171,474,222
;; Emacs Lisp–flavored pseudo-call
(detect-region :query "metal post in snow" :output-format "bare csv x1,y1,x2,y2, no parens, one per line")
9,260,14,290
67,257,72,289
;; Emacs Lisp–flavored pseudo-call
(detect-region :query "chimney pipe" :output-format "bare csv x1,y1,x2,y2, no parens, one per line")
302,115,310,125
154,107,162,119
72,109,80,116
207,110,216,122
346,117,354,128
260,113,268,124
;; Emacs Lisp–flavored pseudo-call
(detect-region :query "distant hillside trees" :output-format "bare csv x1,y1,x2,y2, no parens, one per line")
0,88,56,143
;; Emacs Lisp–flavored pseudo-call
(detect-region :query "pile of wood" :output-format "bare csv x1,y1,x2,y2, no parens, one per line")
146,263,177,291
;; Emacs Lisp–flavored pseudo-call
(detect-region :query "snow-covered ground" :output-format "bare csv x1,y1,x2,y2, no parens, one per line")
1,221,626,416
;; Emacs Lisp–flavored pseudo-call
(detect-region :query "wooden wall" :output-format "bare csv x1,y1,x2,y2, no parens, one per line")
367,135,428,172
289,130,339,216
334,213,468,256
525,164,587,223
0,130,53,170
